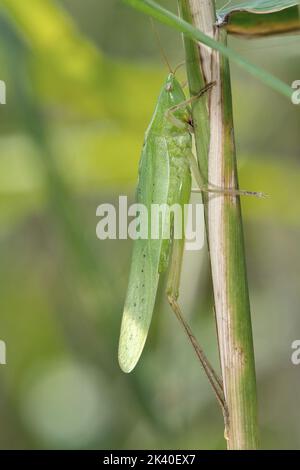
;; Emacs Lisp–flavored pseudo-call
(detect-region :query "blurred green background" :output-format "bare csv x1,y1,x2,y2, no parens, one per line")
0,0,299,450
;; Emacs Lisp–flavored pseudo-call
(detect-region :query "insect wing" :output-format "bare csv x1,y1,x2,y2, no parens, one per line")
118,135,170,372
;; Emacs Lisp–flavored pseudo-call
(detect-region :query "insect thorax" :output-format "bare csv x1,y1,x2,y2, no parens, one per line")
166,133,192,159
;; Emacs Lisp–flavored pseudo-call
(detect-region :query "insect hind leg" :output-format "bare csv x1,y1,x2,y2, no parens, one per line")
166,237,228,417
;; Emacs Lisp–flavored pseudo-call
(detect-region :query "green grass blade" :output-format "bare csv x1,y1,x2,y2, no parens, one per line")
123,0,292,99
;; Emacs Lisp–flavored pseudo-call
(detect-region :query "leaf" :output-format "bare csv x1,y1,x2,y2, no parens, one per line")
222,7,300,36
123,0,292,99
217,0,300,18
217,0,300,36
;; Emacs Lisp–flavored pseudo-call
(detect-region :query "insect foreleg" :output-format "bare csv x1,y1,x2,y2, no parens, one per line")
168,81,216,115
166,81,216,132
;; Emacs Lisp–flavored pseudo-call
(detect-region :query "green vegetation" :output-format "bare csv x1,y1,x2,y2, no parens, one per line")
0,0,299,450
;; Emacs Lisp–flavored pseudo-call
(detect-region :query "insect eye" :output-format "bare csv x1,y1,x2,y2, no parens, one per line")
166,83,173,92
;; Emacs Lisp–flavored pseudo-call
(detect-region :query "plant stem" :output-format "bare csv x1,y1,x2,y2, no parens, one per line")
179,0,259,449
178,0,213,187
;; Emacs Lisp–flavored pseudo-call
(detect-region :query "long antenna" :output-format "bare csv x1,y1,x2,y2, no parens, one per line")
150,18,173,73
173,61,185,75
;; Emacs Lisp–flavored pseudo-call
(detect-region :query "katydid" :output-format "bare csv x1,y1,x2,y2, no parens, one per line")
117,70,225,405
118,72,262,410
